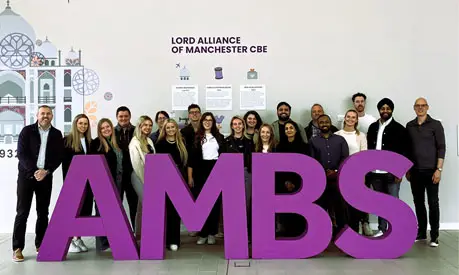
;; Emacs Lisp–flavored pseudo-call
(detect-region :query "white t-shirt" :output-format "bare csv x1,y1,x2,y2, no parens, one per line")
262,144,269,153
357,113,377,134
80,137,87,154
202,133,219,160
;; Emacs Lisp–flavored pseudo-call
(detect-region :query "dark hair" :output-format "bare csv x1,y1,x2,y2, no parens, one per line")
284,119,305,144
187,104,201,112
352,93,367,102
276,101,291,111
116,106,131,116
155,111,170,122
317,114,332,123
243,110,262,130
195,112,220,146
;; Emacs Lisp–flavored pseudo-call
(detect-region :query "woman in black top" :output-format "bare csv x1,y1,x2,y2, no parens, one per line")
276,120,308,237
187,112,224,245
243,110,262,141
62,114,92,253
155,119,188,251
90,118,123,251
224,116,254,240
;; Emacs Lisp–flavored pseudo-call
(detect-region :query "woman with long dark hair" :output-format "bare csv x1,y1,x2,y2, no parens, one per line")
243,110,262,141
187,112,224,245
62,114,92,253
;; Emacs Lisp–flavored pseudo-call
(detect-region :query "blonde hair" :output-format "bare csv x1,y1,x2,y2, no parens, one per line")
158,119,188,166
343,109,361,135
97,118,120,153
229,116,246,137
134,115,154,153
65,114,92,152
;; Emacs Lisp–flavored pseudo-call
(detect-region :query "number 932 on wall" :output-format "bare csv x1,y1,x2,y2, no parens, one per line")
0,148,17,158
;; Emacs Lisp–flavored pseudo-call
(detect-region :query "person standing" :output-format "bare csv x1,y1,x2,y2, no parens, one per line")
150,111,169,144
367,98,410,237
114,106,138,232
351,93,377,134
406,98,446,247
305,104,338,142
12,105,64,262
272,102,307,144
62,114,93,253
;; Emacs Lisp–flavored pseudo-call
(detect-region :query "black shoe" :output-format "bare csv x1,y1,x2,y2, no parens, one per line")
415,232,427,242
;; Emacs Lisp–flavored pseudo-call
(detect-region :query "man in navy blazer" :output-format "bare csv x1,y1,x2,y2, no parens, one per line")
12,105,64,262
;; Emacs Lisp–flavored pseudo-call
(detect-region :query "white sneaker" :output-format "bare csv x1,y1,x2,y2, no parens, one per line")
169,244,178,251
373,230,384,238
197,237,207,245
74,238,88,252
207,235,216,245
189,232,198,237
215,232,224,238
430,239,439,247
68,240,82,253
362,222,373,236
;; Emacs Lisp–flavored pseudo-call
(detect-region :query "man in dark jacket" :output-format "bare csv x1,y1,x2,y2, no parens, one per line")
366,98,410,237
114,106,137,232
305,104,338,142
12,105,64,262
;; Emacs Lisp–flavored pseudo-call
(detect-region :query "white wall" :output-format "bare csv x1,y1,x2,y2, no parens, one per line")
0,0,457,232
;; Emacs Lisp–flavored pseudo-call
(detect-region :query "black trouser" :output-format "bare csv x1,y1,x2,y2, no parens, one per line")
120,173,138,231
166,197,181,246
316,179,348,237
13,175,53,251
95,179,122,250
192,160,221,237
410,169,440,240
359,175,372,224
80,182,94,217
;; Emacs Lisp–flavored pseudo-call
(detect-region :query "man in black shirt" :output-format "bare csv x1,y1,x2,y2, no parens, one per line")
310,114,349,239
181,104,201,153
114,106,137,232
406,97,445,247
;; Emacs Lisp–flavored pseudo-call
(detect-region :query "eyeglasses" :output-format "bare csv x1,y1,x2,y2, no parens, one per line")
414,104,428,108
189,111,200,115
203,119,213,122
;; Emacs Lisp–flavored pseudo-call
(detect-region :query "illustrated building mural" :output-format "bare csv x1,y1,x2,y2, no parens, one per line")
0,1,99,143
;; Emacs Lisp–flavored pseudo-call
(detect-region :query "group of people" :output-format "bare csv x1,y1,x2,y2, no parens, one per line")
11,92,446,262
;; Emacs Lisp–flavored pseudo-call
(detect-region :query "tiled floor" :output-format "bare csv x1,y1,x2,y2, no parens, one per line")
1,231,458,275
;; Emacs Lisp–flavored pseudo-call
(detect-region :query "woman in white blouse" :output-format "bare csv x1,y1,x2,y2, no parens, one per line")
335,109,371,236
129,115,155,241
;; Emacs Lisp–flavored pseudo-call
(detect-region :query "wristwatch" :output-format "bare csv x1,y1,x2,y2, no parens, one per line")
437,167,443,172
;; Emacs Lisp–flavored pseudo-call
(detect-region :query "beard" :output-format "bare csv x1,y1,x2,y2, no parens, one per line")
320,127,330,133
278,113,290,122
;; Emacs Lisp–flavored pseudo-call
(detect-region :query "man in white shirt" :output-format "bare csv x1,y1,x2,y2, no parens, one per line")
352,92,377,134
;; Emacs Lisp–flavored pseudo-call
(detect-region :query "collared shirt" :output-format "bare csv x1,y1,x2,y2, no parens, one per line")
36,125,50,169
311,124,321,139
406,115,446,169
310,133,349,171
374,117,393,173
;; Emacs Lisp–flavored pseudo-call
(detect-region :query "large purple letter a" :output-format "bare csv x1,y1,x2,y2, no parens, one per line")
37,155,138,261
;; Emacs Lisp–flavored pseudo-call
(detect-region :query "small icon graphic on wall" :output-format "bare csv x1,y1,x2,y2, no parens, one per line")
180,66,190,80
104,92,113,101
247,68,258,80
215,115,225,124
214,67,223,80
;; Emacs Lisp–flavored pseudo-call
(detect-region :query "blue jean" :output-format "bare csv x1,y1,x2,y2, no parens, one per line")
367,173,400,232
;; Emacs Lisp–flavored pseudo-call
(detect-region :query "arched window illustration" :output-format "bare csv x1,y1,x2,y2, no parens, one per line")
64,108,72,122
51,61,55,66
43,83,50,90
64,73,71,87
44,60,49,66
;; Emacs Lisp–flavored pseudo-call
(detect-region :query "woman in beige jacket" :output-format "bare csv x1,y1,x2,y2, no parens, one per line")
129,115,155,240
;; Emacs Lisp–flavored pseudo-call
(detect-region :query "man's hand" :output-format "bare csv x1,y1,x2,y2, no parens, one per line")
395,177,402,184
188,178,194,188
405,171,411,182
285,181,295,192
432,170,441,184
34,169,48,182
326,169,337,180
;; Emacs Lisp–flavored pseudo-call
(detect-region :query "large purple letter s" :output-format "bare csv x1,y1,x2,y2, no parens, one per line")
335,150,417,258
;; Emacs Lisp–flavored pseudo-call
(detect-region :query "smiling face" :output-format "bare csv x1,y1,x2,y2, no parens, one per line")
277,104,290,122
116,110,131,128
188,108,201,123
285,122,297,139
318,116,331,133
379,104,393,121
165,122,177,138
202,115,213,131
157,113,168,129
231,118,244,136
414,98,429,117
100,122,112,138
246,114,257,128
37,106,53,128
141,119,153,136
260,125,272,143
344,111,358,128
311,105,324,121
76,117,89,135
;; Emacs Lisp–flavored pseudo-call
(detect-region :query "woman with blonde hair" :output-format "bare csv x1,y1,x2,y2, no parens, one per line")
335,109,369,235
89,118,123,251
62,114,93,253
155,119,187,251
129,115,155,241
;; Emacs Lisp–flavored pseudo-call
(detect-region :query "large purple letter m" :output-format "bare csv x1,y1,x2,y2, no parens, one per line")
141,153,248,259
